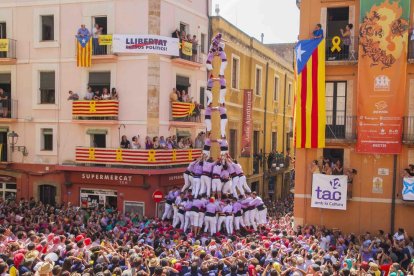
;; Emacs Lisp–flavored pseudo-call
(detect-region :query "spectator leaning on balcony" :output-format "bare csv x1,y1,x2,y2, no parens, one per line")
92,23,103,54
170,88,178,102
77,24,90,38
101,87,111,100
0,88,8,118
111,88,119,100
340,23,353,59
312,23,324,39
67,90,79,101
145,136,153,149
84,86,94,100
159,136,167,149
120,135,131,149
153,136,160,149
131,136,141,149
93,89,101,100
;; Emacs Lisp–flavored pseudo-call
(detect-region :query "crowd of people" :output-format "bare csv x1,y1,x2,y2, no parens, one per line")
0,196,413,276
172,28,199,62
119,133,205,150
68,87,119,101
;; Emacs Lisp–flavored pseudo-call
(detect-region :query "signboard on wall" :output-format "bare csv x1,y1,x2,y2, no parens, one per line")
241,89,253,157
311,174,347,210
112,34,179,56
356,0,410,154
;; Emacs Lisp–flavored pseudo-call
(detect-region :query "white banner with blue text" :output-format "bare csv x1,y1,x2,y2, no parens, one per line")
112,34,180,56
311,174,348,210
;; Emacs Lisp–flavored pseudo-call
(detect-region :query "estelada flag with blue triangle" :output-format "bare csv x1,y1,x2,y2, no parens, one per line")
77,35,92,67
294,38,326,148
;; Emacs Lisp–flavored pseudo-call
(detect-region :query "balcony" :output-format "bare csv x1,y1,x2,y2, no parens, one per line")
170,101,203,127
75,36,117,64
403,116,414,144
325,115,357,143
0,99,17,122
171,44,205,68
0,39,17,65
75,147,202,168
325,37,358,65
72,100,118,123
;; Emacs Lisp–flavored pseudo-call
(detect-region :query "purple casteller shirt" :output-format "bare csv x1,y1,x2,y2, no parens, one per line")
218,139,228,149
212,164,222,176
206,202,219,213
233,163,243,175
203,161,214,174
192,198,205,209
228,163,236,175
192,162,203,176
205,107,212,117
220,169,230,180
232,201,242,213
184,201,193,211
219,106,227,116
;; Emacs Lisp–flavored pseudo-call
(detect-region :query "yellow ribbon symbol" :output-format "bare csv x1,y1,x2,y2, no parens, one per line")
116,148,123,161
148,149,156,162
89,101,97,113
172,149,177,161
88,148,95,160
188,103,195,116
331,36,341,53
188,149,193,161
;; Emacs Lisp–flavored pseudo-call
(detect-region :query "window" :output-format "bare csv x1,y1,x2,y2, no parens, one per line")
124,201,145,216
231,56,240,89
229,129,237,158
326,7,350,61
41,15,54,41
90,134,106,148
176,75,190,96
272,131,277,151
93,16,107,35
199,87,205,107
255,67,262,95
323,148,344,167
201,33,206,54
179,22,189,35
89,72,111,94
39,72,55,104
253,130,260,155
41,128,53,151
0,181,16,201
325,81,347,139
274,76,280,101
287,83,292,106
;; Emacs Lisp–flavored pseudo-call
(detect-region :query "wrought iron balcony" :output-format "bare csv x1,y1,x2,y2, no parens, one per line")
325,115,357,142
0,39,17,64
325,36,359,63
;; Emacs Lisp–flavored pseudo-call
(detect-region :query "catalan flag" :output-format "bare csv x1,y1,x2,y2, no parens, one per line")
295,38,326,148
171,101,195,118
76,36,92,67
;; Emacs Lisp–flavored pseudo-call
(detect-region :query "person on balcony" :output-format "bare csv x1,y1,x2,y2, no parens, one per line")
84,86,94,100
145,136,153,149
153,136,160,149
340,24,353,60
312,24,324,39
77,24,90,38
0,89,8,118
101,88,111,100
410,24,414,58
120,135,131,149
67,90,79,101
192,35,198,62
93,89,101,100
159,136,167,149
169,88,178,102
93,23,103,55
131,136,141,149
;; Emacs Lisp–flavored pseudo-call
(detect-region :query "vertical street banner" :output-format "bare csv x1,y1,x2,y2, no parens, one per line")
357,0,410,154
241,89,253,157
311,174,348,210
294,38,326,148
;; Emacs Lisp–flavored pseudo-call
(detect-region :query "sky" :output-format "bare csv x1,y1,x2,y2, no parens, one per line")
211,0,300,44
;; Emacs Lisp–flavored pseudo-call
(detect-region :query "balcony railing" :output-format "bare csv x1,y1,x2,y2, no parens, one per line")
0,99,17,119
75,147,202,167
325,36,358,62
325,115,356,141
403,116,414,144
72,100,118,120
172,44,204,65
0,39,17,59
92,36,114,56
170,101,201,123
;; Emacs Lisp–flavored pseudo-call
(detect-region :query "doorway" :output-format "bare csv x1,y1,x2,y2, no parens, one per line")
0,73,11,118
39,185,56,206
0,131,7,162
0,22,6,58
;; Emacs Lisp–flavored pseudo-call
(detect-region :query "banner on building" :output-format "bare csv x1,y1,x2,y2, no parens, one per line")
112,34,179,56
0,39,8,52
402,177,414,201
241,89,253,157
294,38,326,148
76,36,92,67
311,174,348,210
171,101,195,118
181,41,193,56
356,0,410,154
98,35,112,46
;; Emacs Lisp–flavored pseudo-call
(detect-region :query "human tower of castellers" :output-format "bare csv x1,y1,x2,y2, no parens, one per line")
162,34,267,237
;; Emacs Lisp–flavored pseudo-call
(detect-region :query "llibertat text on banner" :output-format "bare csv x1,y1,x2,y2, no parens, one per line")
241,89,253,157
311,174,348,210
356,0,410,154
112,34,179,56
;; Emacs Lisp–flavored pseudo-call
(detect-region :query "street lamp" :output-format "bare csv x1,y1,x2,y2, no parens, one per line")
7,131,28,156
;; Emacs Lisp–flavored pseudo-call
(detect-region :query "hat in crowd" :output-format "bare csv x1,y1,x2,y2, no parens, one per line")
37,261,54,275
14,253,24,268
45,253,58,263
75,235,84,242
272,262,281,273
209,197,215,203
25,250,40,262
148,257,159,267
52,236,60,244
369,262,379,270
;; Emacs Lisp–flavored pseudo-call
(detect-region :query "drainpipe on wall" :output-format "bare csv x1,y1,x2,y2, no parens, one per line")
390,154,397,234
282,73,287,154
262,62,269,196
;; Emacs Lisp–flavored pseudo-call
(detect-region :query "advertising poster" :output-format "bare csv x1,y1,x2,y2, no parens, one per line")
311,174,348,210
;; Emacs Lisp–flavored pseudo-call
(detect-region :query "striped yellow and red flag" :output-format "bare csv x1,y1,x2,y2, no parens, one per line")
76,36,92,67
171,102,195,118
295,38,326,148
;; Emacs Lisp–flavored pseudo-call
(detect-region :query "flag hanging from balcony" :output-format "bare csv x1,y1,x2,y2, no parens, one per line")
171,102,195,118
76,36,92,67
295,38,326,148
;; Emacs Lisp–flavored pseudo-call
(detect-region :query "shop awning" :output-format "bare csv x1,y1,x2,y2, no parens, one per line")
86,129,108,135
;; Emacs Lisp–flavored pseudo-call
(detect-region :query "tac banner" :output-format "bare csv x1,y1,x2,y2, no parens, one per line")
402,177,414,201
112,34,179,56
311,174,348,210
357,0,410,154
241,89,253,157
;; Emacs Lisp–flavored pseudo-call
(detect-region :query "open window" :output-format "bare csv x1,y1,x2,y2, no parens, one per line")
326,7,350,60
88,129,107,148
176,75,190,99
